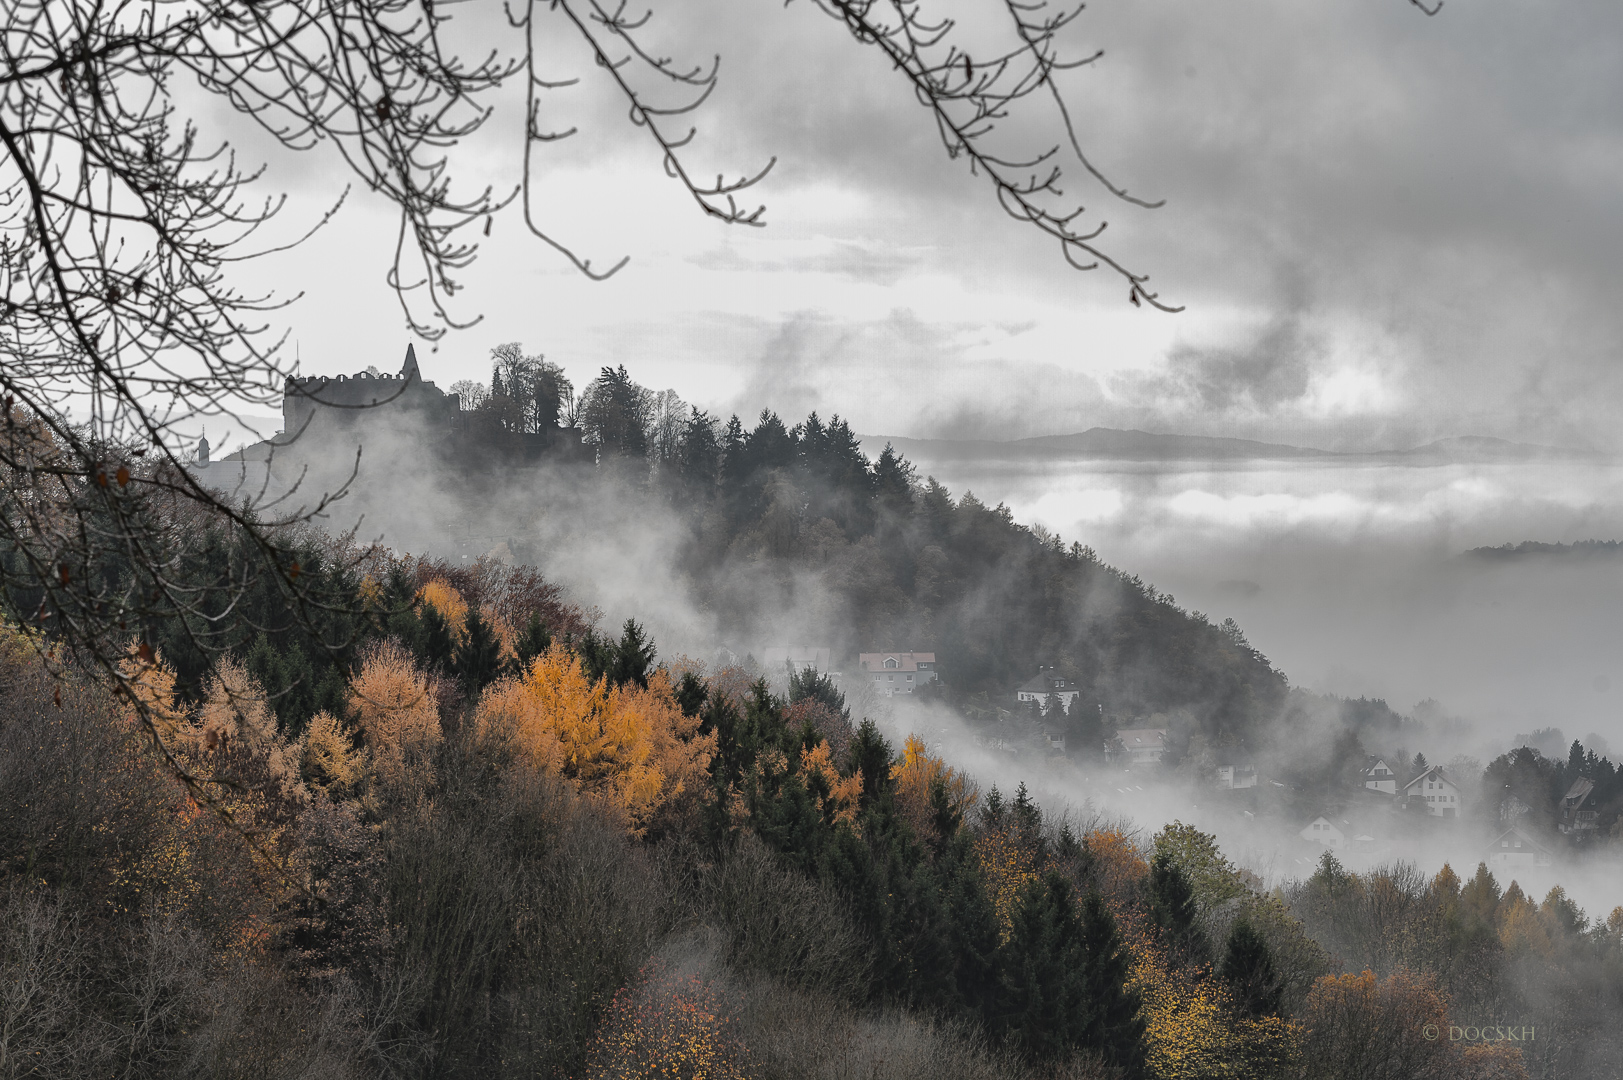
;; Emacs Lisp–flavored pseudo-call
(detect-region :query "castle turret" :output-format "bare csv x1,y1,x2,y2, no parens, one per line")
400,343,421,384
196,433,210,466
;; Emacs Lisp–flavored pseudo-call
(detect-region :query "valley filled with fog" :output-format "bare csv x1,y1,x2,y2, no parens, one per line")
877,443,1623,747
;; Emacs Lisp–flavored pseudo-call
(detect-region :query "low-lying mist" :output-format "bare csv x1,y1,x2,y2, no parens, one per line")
198,400,1623,922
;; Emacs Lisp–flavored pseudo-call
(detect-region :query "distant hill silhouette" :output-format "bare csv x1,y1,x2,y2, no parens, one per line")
861,427,1589,464
1467,539,1623,560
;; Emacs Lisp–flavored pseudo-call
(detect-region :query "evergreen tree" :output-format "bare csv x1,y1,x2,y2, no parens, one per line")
1412,751,1429,774
513,613,552,670
610,619,655,688
848,719,895,806
1076,887,1147,1077
1220,917,1283,1017
453,607,505,697
787,663,846,716
1146,849,1207,963
417,602,457,675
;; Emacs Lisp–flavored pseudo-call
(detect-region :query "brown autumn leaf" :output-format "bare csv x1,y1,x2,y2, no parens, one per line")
137,642,155,666
116,465,130,486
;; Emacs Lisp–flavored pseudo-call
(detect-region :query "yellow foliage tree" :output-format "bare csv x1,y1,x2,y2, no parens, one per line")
299,710,369,798
474,646,716,836
799,740,864,828
975,829,1040,945
418,578,468,640
1130,934,1298,1079
890,733,976,842
349,641,442,787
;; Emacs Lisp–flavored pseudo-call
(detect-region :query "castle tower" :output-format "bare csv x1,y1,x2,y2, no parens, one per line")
400,343,421,384
196,433,210,466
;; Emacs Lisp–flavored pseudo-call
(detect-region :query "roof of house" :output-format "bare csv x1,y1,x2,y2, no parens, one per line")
859,652,935,671
1116,728,1167,747
1488,826,1552,856
1016,673,1081,695
1401,765,1457,793
1561,777,1597,807
1363,758,1393,774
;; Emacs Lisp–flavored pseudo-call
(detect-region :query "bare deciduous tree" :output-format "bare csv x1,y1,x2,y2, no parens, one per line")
0,0,1179,840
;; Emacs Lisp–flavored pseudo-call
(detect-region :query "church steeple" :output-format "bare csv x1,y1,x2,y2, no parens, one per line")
400,343,421,383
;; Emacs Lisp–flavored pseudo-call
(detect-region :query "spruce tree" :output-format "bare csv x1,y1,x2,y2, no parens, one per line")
1147,850,1207,963
1077,887,1147,1077
513,613,552,670
453,607,505,697
1220,918,1283,1017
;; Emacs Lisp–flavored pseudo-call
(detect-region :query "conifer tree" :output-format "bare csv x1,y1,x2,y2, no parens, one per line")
1147,849,1208,963
1221,918,1284,1017
453,607,505,697
1077,887,1147,1077
514,614,552,671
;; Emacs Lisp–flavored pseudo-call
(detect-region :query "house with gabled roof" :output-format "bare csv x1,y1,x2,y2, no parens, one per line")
1486,826,1553,870
1301,816,1346,849
859,652,936,696
1363,758,1398,794
1558,777,1600,834
1111,728,1168,767
1402,765,1462,818
1015,667,1081,711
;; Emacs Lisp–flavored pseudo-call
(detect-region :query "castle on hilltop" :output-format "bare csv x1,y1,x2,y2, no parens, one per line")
280,343,460,438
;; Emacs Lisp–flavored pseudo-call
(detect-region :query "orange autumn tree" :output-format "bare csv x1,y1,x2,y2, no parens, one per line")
891,734,977,843
474,645,716,836
349,641,443,788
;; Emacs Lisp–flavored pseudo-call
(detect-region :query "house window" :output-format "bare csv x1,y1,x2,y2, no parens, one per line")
906,674,913,681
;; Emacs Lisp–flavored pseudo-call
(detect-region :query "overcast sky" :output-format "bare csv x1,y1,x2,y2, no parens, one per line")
230,0,1623,452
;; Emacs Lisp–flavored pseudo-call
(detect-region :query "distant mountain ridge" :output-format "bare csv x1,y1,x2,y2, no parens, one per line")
860,427,1589,464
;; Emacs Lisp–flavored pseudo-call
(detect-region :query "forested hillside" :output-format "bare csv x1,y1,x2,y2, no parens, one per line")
4,381,1620,1079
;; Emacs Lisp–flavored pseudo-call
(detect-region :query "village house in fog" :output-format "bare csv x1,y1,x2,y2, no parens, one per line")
1301,816,1345,849
1111,727,1168,766
1014,667,1081,710
1559,777,1601,835
1486,826,1553,870
1216,762,1258,789
859,652,936,695
1402,764,1462,817
1362,758,1397,794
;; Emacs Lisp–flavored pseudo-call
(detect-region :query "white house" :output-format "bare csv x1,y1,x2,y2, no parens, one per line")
1402,765,1462,818
1486,826,1553,870
859,652,937,696
1301,816,1346,848
1113,728,1168,766
1015,667,1081,711
1216,763,1258,789
1363,758,1397,794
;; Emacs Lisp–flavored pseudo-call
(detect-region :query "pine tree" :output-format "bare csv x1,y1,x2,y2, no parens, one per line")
453,607,505,697
1220,918,1283,1017
611,619,656,688
1076,887,1147,1077
848,719,894,806
417,602,456,674
1147,850,1207,963
514,613,552,670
